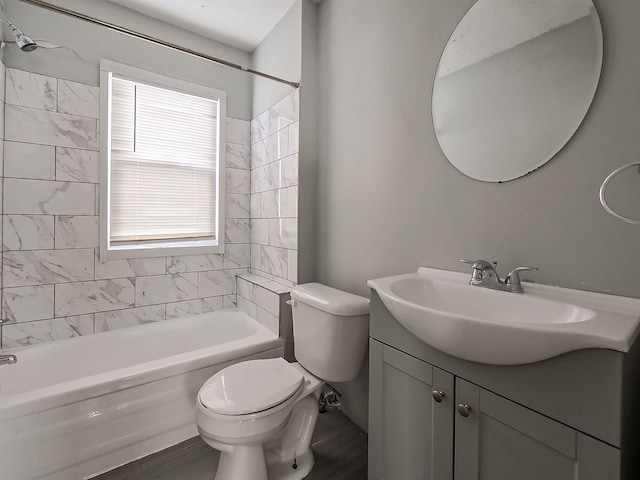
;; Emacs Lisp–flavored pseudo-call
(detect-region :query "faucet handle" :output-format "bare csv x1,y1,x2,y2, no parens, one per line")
505,266,539,288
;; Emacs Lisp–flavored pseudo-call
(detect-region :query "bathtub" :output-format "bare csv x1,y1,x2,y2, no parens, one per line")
0,309,283,480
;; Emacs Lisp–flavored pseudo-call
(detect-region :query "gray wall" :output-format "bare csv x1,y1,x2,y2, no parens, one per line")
251,0,302,117
312,0,640,429
315,0,640,299
5,0,253,119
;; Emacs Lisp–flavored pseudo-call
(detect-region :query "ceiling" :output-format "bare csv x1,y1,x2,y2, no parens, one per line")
108,0,298,52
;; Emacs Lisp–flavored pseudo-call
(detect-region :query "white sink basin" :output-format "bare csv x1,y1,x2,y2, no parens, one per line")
368,267,640,365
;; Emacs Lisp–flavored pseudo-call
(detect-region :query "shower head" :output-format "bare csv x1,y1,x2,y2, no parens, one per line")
0,14,37,52
15,32,37,52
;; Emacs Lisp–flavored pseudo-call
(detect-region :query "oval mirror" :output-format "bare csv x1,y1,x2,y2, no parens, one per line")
432,0,603,182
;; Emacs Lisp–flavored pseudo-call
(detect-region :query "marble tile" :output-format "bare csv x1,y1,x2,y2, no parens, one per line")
135,273,198,306
56,147,100,183
251,142,265,170
95,255,166,279
271,154,298,189
226,168,250,194
256,306,279,336
2,315,93,349
255,285,280,317
251,244,262,272
237,295,257,319
198,270,236,297
2,285,55,322
165,296,224,319
3,215,55,251
3,249,94,287
269,218,298,249
95,304,165,332
55,215,99,248
225,218,251,244
288,250,298,283
237,276,255,301
261,190,281,218
4,178,95,215
0,101,4,141
263,135,279,164
0,62,6,104
250,192,261,219
226,117,250,145
251,164,273,194
167,254,223,273
226,143,250,170
57,79,100,118
223,243,251,269
226,193,250,219
251,110,269,144
261,246,289,279
269,90,299,134
4,141,56,179
5,105,98,150
223,295,237,309
55,279,135,316
5,68,57,111
251,218,269,246
284,186,298,217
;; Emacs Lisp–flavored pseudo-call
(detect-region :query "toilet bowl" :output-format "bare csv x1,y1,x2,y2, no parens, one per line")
196,283,370,480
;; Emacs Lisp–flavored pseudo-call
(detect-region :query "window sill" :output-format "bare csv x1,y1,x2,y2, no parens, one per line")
99,239,224,262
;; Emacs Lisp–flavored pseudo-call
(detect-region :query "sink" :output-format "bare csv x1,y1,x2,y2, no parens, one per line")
368,267,640,365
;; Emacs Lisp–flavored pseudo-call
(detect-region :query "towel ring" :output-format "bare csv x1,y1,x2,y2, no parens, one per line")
599,162,640,224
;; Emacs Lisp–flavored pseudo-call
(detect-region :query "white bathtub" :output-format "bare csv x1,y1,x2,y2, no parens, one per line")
0,309,283,480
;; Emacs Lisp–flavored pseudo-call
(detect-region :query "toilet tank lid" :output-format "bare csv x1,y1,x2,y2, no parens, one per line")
291,283,370,316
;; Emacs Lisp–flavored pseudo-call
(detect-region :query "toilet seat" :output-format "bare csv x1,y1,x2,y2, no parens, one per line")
199,358,304,416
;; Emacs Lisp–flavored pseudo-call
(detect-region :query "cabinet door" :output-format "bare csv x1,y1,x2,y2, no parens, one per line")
454,378,620,480
369,340,454,480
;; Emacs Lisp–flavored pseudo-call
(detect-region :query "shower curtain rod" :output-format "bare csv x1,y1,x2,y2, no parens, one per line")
17,0,301,88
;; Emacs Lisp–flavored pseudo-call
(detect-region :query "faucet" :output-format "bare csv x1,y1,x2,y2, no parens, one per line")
460,259,538,293
0,354,17,366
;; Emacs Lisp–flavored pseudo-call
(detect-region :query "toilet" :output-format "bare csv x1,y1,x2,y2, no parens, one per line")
195,283,370,480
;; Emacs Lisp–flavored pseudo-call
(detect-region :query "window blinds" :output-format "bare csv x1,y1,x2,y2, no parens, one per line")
109,76,219,244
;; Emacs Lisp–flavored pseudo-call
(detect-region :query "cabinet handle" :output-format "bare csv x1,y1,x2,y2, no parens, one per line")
457,404,472,417
432,390,445,403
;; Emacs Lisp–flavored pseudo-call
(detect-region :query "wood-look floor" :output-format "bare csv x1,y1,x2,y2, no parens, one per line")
96,409,368,480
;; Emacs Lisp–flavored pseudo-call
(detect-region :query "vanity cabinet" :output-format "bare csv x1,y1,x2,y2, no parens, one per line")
368,292,638,480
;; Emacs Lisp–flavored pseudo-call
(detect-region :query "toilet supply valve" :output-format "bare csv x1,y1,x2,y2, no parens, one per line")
319,386,342,413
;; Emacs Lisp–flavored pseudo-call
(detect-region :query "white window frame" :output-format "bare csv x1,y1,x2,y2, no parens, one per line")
99,60,226,261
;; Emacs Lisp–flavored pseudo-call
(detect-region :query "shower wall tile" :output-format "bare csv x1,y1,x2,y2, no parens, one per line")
269,218,298,249
165,296,224,319
222,244,251,269
2,285,55,322
226,117,250,145
95,255,167,280
225,218,250,244
269,89,299,134
2,315,94,349
4,141,56,179
135,273,198,306
226,168,251,194
57,79,100,118
5,105,98,150
3,249,94,287
287,250,298,283
95,304,165,332
54,215,99,249
198,269,237,298
226,143,250,170
55,279,135,316
5,68,57,111
260,246,289,279
166,254,223,274
226,193,250,219
3,215,55,251
56,147,100,183
251,110,269,144
4,178,95,215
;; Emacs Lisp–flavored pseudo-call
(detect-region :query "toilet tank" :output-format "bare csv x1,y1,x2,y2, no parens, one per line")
290,283,370,383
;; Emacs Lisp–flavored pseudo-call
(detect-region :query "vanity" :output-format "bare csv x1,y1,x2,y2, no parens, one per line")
367,268,640,480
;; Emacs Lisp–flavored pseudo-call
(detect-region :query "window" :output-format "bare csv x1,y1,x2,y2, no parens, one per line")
100,61,226,259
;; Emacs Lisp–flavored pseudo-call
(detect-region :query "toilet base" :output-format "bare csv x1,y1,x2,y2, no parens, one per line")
267,448,314,480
